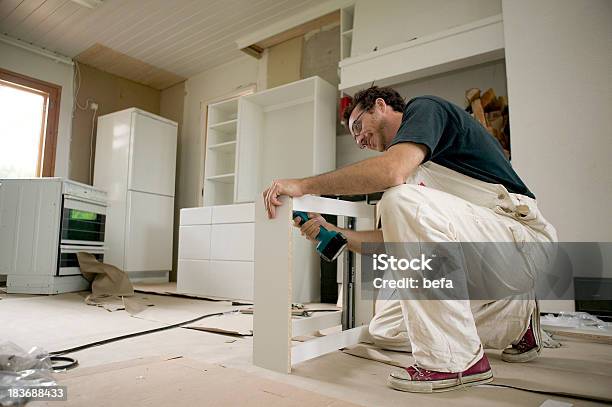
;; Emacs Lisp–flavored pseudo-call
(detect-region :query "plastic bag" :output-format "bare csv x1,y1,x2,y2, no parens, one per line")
541,311,611,330
0,342,57,406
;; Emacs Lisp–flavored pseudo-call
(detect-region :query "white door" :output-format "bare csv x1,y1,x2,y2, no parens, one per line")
128,112,177,197
124,190,174,272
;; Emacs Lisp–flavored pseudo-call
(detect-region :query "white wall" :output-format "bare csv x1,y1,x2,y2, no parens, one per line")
503,0,612,242
503,0,611,313
352,0,501,58
0,41,74,178
180,55,260,211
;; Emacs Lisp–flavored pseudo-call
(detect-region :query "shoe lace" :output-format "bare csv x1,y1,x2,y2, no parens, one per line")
457,371,466,390
412,365,424,378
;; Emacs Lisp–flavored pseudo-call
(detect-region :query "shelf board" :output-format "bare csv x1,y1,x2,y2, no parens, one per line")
208,118,237,134
208,140,237,153
206,173,235,184
339,14,505,94
210,98,239,113
341,29,353,36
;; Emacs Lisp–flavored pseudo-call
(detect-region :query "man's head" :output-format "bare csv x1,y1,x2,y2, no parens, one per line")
343,86,406,152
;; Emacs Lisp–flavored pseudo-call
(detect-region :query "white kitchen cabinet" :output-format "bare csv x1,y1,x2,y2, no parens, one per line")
177,203,255,301
235,76,336,203
177,202,320,302
203,76,336,206
94,108,177,282
179,76,337,301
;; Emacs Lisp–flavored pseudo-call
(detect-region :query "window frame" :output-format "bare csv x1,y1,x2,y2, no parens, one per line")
0,67,62,177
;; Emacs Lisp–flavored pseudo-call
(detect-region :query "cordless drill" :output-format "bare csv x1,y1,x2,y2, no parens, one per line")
293,211,348,262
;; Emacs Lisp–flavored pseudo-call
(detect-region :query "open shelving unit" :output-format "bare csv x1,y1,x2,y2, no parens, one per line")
234,77,336,204
204,97,239,206
340,3,355,61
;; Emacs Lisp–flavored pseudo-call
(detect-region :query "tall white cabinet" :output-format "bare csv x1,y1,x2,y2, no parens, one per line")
94,108,178,281
178,76,337,301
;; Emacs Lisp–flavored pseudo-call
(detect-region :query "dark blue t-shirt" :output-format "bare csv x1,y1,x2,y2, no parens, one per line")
389,96,535,199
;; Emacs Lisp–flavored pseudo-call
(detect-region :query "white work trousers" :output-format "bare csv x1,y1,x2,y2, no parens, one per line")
374,162,557,372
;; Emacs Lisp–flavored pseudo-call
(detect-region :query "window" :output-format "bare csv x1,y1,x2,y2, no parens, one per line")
0,68,61,178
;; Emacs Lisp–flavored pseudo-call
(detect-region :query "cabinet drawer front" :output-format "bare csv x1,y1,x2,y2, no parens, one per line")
180,207,212,225
209,261,253,300
177,260,253,300
177,259,208,295
211,223,254,261
178,225,211,260
211,203,254,223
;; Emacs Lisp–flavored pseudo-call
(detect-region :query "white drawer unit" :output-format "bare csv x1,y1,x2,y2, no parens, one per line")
177,202,319,302
177,203,256,300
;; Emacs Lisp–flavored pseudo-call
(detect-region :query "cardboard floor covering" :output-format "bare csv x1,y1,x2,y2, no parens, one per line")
31,356,357,407
342,336,612,403
0,292,238,353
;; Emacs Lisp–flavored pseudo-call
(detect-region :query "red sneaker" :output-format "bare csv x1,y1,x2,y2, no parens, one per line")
388,354,493,393
501,321,542,362
502,303,542,363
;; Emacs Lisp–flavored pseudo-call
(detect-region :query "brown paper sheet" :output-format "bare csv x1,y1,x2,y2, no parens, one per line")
76,252,133,296
342,338,612,403
39,356,357,407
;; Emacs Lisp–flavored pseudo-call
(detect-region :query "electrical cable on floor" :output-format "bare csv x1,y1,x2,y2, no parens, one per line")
485,383,607,404
49,309,237,357
50,355,78,371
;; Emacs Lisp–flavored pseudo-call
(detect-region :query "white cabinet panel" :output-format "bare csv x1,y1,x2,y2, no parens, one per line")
177,260,254,300
128,112,177,196
176,259,208,294
210,223,254,261
209,260,253,300
124,191,174,272
178,225,211,260
211,203,254,223
180,207,212,225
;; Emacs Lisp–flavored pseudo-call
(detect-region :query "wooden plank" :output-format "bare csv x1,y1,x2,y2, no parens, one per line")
292,311,342,337
253,196,293,373
291,326,368,365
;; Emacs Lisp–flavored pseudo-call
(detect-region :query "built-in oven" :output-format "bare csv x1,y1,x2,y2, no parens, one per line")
58,194,107,276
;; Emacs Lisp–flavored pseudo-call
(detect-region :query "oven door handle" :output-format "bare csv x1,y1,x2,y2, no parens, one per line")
60,245,106,254
63,196,107,215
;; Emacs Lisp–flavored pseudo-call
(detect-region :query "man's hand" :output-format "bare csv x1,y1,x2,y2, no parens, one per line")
262,179,304,219
293,213,332,242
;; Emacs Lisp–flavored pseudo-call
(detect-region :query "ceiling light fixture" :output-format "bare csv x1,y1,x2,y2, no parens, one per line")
69,0,104,9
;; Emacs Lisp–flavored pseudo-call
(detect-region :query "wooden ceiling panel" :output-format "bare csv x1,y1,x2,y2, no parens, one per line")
75,43,186,90
0,0,334,80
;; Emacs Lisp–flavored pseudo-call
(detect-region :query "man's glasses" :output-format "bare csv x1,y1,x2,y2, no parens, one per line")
351,109,367,148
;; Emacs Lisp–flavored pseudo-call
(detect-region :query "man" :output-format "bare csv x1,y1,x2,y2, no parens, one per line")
262,87,557,393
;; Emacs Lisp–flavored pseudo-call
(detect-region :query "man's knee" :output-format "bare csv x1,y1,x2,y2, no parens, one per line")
378,184,422,215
